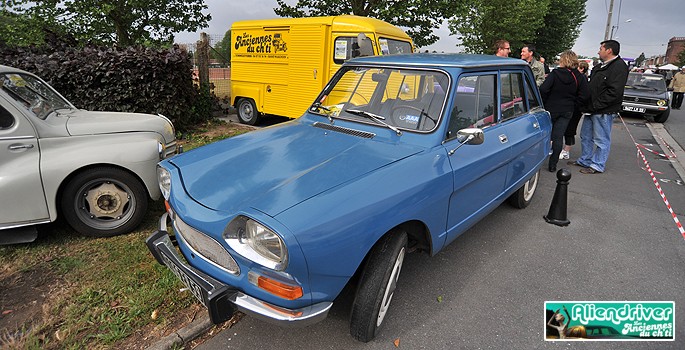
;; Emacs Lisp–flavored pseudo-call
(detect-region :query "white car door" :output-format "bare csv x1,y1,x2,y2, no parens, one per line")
0,98,49,228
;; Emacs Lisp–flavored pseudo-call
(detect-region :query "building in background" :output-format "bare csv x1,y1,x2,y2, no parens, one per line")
665,37,685,64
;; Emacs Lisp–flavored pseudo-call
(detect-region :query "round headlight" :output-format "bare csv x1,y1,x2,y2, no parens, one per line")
157,166,171,200
224,216,288,270
657,99,666,107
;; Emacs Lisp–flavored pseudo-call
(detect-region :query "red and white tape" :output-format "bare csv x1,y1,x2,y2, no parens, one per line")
620,115,685,240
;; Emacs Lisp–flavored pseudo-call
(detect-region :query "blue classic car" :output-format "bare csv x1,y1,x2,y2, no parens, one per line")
147,54,551,342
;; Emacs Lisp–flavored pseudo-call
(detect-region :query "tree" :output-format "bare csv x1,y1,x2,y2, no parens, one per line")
212,30,231,65
448,0,549,54
11,0,211,47
534,0,587,61
448,0,587,59
0,2,66,46
635,52,646,67
274,0,457,48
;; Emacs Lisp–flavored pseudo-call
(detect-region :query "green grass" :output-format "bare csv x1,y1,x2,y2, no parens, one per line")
0,120,251,349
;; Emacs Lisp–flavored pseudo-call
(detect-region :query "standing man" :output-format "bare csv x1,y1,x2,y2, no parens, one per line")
521,44,545,86
494,39,511,57
571,40,629,174
669,66,685,109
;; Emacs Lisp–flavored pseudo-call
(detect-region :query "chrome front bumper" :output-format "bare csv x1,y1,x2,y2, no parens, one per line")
146,213,332,327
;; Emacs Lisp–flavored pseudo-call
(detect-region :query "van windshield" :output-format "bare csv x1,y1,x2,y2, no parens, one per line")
310,66,448,133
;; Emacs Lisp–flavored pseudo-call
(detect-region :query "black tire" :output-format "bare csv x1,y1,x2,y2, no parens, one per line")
237,98,260,125
653,109,670,123
350,230,408,342
507,170,540,209
61,167,148,237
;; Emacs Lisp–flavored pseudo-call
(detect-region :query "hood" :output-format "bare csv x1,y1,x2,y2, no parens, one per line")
64,110,175,143
170,122,423,216
623,87,668,99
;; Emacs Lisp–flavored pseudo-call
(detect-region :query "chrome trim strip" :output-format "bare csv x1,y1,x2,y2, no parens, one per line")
0,219,51,231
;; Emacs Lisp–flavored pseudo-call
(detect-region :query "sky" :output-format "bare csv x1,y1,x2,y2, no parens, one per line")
175,0,685,60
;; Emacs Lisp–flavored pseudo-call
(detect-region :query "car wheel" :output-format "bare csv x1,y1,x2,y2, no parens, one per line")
237,98,260,125
653,109,670,123
350,230,408,342
61,167,148,237
508,170,539,209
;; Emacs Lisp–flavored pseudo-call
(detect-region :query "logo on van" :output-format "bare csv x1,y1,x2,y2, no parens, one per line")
234,32,288,55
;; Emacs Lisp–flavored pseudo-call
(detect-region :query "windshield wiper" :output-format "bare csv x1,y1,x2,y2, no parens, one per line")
311,102,335,123
345,109,402,135
631,84,658,91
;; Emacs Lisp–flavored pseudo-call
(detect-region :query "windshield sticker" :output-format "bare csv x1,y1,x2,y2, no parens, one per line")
400,114,420,124
335,40,348,60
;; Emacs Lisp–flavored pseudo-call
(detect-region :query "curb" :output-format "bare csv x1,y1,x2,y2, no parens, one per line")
647,122,685,181
147,314,213,350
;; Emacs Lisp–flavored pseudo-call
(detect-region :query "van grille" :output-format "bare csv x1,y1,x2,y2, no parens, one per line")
312,122,375,139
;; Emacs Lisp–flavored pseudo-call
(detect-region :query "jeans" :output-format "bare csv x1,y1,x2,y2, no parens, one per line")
577,113,615,172
549,111,573,169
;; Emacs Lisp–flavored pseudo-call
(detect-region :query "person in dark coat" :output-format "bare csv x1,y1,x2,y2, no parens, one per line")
559,60,590,160
572,40,629,174
539,50,590,172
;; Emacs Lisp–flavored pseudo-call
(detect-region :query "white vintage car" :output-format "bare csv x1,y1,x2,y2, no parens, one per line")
0,65,177,243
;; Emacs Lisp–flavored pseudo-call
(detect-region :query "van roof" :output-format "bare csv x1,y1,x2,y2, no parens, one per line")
231,15,409,40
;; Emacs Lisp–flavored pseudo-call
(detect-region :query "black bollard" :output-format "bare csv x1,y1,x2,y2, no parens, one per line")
544,168,571,226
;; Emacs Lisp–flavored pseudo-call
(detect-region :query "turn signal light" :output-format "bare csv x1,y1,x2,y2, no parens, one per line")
164,200,171,214
257,275,303,300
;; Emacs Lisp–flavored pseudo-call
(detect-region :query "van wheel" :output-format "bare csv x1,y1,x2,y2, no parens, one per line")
237,98,260,125
653,109,669,123
508,170,539,209
350,230,408,342
61,167,148,237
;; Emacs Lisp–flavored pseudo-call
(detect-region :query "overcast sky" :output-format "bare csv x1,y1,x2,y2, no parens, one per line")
175,0,685,60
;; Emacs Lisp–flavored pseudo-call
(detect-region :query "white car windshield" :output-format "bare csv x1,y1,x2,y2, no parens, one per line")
310,67,449,133
1,73,73,119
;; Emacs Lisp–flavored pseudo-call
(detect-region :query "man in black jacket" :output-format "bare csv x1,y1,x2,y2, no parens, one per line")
572,40,629,174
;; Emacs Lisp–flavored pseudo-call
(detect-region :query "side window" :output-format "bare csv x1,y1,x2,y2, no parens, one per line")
524,75,541,110
446,74,496,140
0,105,15,130
500,72,527,120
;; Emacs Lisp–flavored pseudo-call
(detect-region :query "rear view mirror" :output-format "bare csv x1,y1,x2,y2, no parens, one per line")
457,128,484,145
356,33,373,57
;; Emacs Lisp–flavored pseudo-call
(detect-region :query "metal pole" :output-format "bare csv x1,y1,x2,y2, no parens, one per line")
604,0,615,41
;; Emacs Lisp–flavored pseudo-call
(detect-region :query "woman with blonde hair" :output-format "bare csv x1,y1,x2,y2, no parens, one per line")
539,50,590,172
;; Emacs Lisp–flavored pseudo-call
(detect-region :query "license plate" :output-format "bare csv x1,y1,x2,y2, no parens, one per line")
160,250,206,306
623,105,646,113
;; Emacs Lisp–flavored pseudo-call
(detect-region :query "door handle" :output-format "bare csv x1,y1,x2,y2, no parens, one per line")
9,144,34,150
498,134,508,144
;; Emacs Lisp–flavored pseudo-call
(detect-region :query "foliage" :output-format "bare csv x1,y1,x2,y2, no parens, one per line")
0,2,67,47
212,30,231,65
274,0,457,48
534,0,587,61
8,0,211,47
0,42,211,130
448,0,587,59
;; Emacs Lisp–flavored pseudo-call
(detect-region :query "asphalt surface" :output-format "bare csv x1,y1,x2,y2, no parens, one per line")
185,110,685,349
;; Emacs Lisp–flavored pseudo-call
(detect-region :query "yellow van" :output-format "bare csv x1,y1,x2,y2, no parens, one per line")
230,15,414,124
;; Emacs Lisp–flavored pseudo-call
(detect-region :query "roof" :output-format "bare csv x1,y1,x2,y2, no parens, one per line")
0,65,31,75
346,53,529,69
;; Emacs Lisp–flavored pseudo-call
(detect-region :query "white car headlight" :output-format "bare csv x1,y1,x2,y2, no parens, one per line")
224,216,288,271
157,166,171,201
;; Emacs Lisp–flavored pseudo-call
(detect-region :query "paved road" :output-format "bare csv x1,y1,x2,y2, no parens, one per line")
200,110,685,349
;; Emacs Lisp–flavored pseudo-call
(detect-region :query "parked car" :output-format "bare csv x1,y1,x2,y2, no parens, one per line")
147,54,551,342
622,72,670,122
0,65,177,243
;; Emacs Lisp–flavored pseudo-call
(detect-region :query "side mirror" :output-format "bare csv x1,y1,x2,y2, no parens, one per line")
457,128,484,145
357,33,373,57
448,128,484,155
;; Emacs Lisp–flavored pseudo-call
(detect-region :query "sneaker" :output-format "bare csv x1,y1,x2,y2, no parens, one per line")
559,150,569,160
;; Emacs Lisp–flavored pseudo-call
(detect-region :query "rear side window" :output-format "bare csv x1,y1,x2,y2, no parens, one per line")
500,72,527,120
0,105,14,130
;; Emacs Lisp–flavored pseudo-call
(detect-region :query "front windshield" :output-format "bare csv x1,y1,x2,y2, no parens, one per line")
310,66,449,132
1,73,73,119
625,73,667,92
